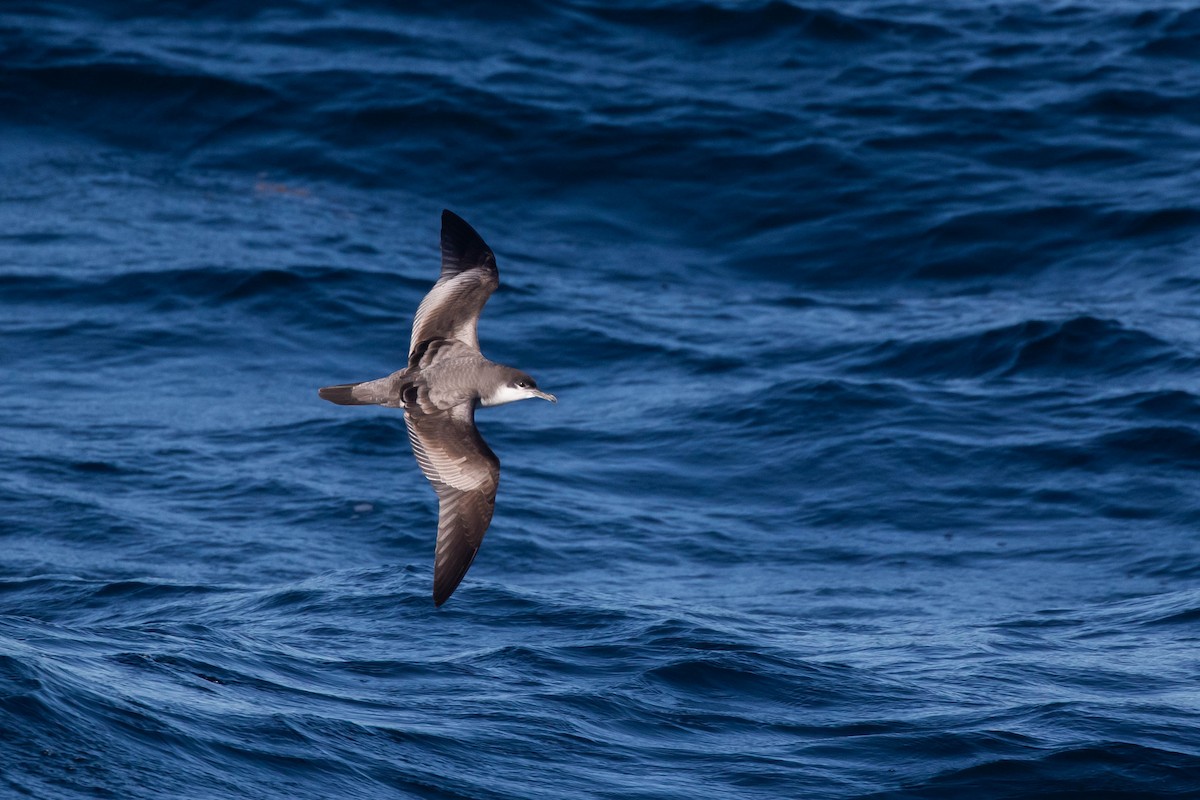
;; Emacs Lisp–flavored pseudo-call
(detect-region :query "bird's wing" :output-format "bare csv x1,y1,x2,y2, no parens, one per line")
402,398,500,606
409,210,500,358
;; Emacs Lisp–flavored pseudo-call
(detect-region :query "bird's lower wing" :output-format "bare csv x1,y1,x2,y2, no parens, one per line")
432,487,496,606
403,402,500,606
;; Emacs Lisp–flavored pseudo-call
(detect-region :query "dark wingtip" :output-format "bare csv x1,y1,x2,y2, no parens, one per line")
433,576,461,607
440,210,495,279
432,571,463,607
432,545,482,608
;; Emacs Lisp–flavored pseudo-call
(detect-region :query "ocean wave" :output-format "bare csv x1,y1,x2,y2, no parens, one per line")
589,1,950,45
1068,87,1200,118
0,266,424,356
853,316,1189,380
4,57,274,152
877,743,1200,800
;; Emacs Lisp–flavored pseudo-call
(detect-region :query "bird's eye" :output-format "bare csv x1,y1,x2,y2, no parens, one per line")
514,380,528,389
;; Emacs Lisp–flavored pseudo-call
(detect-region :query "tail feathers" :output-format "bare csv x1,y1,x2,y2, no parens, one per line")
318,378,390,406
319,383,369,405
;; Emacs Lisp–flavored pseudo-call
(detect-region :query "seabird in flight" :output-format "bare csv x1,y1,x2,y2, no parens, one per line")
319,210,556,606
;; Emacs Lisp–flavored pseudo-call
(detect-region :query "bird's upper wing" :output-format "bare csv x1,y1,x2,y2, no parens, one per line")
408,210,500,358
402,396,500,606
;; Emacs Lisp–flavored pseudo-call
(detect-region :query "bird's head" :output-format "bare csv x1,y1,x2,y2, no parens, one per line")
482,370,557,407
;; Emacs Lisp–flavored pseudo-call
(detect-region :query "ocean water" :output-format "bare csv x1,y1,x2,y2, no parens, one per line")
2,1,1200,797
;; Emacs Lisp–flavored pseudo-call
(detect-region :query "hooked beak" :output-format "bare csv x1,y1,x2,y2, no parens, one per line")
532,389,557,404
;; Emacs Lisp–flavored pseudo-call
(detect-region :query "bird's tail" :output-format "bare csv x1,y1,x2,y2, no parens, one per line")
318,383,370,405
318,376,392,406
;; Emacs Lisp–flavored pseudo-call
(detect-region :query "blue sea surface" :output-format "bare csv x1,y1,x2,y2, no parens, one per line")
2,1,1200,797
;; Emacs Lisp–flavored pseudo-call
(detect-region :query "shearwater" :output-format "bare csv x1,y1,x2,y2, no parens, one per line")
319,210,556,606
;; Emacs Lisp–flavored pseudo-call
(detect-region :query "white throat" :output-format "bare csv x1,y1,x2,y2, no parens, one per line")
481,385,540,407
